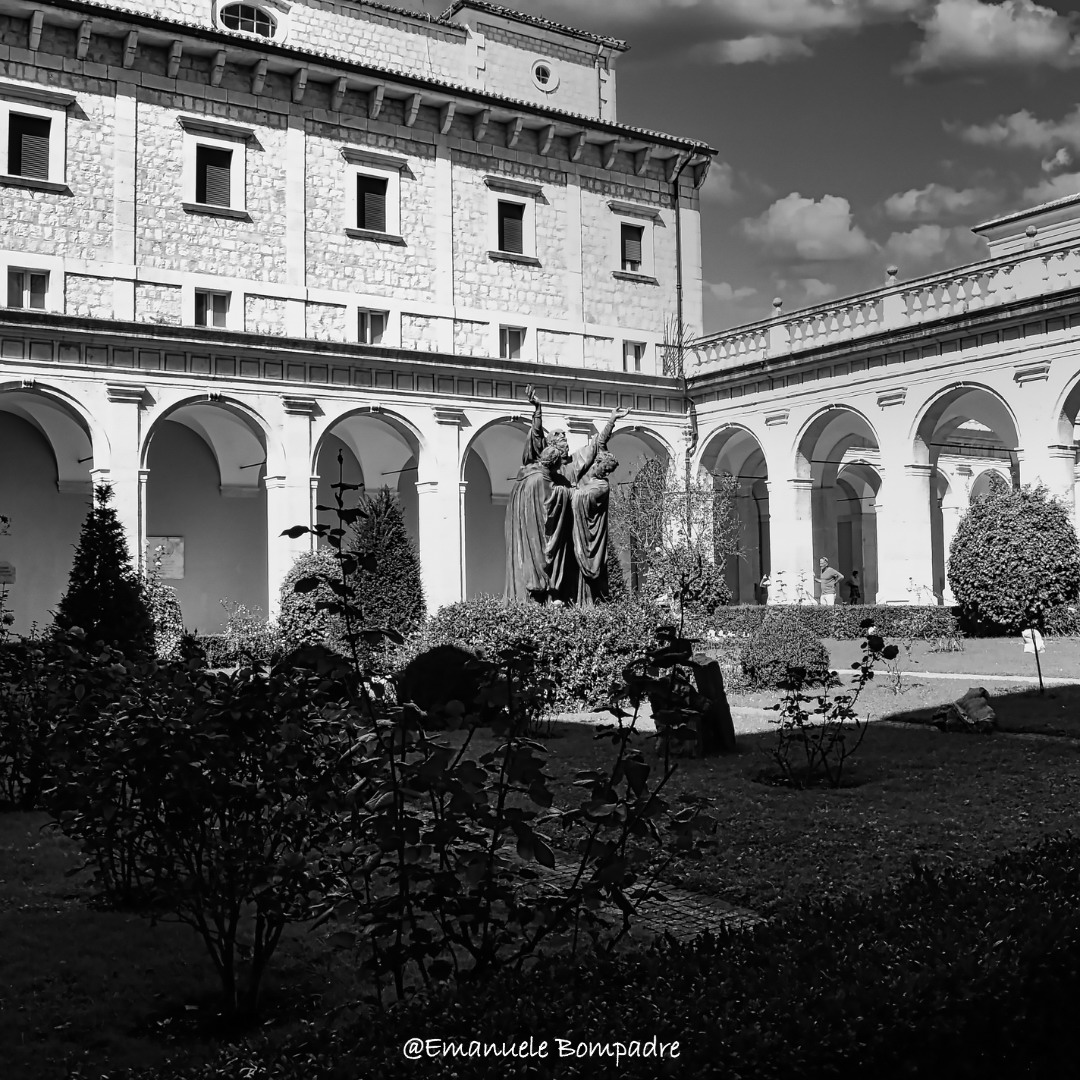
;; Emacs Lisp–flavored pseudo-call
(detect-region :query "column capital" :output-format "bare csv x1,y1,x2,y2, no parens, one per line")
415,480,439,495
904,463,935,478
106,382,146,405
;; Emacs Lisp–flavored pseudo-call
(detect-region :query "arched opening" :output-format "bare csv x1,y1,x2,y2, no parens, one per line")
144,400,269,634
916,385,1019,601
698,426,768,604
313,409,421,574
796,408,879,603
0,388,96,634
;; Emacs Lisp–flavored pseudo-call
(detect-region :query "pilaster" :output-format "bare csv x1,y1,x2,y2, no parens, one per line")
103,383,146,567
876,454,936,604
417,408,469,611
765,477,814,603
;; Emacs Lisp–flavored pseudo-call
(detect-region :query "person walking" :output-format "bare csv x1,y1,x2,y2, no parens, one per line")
816,557,845,606
848,569,862,605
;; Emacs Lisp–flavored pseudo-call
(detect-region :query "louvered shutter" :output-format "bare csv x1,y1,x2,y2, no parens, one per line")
9,114,51,180
498,202,524,253
357,175,387,232
196,145,233,206
7,271,23,308
621,224,643,270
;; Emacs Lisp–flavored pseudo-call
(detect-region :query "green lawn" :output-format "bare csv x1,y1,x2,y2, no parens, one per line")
5,669,1080,1079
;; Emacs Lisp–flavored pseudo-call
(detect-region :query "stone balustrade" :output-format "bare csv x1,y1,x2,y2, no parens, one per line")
693,238,1080,373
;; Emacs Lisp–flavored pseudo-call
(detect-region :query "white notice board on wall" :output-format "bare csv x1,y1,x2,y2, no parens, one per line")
146,537,184,579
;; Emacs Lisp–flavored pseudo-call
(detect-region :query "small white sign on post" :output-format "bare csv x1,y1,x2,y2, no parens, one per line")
1021,628,1044,655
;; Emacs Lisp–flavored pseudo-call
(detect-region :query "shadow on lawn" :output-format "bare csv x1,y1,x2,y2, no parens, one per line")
884,682,1080,739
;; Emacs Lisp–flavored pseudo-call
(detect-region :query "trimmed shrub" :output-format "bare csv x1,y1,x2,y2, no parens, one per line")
422,595,662,712
741,609,831,689
278,549,346,654
123,835,1080,1080
53,484,154,658
143,549,184,661
948,484,1080,633
708,603,960,641
347,487,426,636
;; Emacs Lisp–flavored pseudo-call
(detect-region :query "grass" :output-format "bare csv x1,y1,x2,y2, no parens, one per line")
4,667,1080,1079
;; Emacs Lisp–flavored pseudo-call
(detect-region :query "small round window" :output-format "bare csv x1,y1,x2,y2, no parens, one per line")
531,59,559,93
220,3,276,38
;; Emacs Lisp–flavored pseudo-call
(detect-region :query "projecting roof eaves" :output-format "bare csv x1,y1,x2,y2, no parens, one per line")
38,0,713,153
440,1,630,52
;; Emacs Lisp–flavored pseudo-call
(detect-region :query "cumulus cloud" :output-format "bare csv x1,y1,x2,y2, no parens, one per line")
742,193,877,261
883,182,999,221
956,105,1080,153
694,34,813,64
1021,171,1080,206
882,224,989,269
704,279,762,330
700,161,740,203
799,277,840,300
902,0,1080,75
476,0,925,65
707,281,758,301
1043,147,1073,172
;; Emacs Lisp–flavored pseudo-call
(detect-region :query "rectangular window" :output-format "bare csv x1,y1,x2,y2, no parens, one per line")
194,290,229,327
358,309,387,345
623,341,645,373
621,224,644,273
497,201,525,254
195,145,233,207
6,269,48,309
499,326,524,360
7,113,51,179
356,174,388,232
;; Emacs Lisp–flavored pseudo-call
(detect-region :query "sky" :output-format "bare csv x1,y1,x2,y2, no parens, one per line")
402,0,1080,333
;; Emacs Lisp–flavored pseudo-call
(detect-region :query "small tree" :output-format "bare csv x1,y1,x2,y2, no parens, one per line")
608,456,740,618
948,484,1080,633
54,485,153,657
347,486,426,636
143,547,184,660
278,548,346,653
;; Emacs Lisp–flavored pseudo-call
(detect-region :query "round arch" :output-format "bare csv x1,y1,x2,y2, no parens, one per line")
793,406,880,603
142,396,276,634
0,383,104,635
697,424,770,604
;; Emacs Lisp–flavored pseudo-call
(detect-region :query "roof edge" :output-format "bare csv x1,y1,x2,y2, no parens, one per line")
440,1,629,52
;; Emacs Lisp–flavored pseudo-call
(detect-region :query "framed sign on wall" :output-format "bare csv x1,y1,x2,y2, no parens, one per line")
146,536,184,579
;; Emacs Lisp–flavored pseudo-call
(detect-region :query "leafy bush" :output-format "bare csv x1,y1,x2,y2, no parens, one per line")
949,484,1080,633
708,603,960,640
124,834,1080,1080
347,486,426,637
277,549,346,654
741,609,831,690
421,595,662,711
1043,604,1080,636
218,599,282,665
143,548,184,660
53,484,154,658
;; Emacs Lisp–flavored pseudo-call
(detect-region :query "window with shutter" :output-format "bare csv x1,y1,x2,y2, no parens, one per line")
621,224,644,272
499,326,524,360
195,145,233,207
359,309,388,344
497,201,525,254
623,341,645,373
357,175,388,232
195,291,229,327
5,269,48,309
8,114,51,180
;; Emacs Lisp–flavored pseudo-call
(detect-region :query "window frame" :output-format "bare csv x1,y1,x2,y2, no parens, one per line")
213,0,291,43
485,176,541,263
219,3,276,38
498,325,526,361
341,147,405,241
6,266,50,311
609,204,658,281
185,284,242,331
182,128,247,214
0,86,71,188
622,340,646,374
357,307,390,346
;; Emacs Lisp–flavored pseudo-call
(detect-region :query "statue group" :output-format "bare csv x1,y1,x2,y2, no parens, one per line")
504,385,629,606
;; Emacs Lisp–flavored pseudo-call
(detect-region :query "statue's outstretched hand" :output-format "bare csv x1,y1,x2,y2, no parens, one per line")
525,384,541,407
612,406,630,421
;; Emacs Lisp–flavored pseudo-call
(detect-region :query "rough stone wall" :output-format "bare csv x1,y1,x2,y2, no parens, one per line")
135,282,182,324
65,275,114,320
451,155,568,318
245,295,287,336
0,67,114,263
307,302,347,342
454,319,490,357
537,328,580,367
305,115,438,301
134,99,288,282
402,314,441,352
580,172,674,336
583,335,616,371
475,19,604,117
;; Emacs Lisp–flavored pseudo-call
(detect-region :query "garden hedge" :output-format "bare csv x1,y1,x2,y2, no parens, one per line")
416,595,663,712
122,834,1080,1080
707,603,960,640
